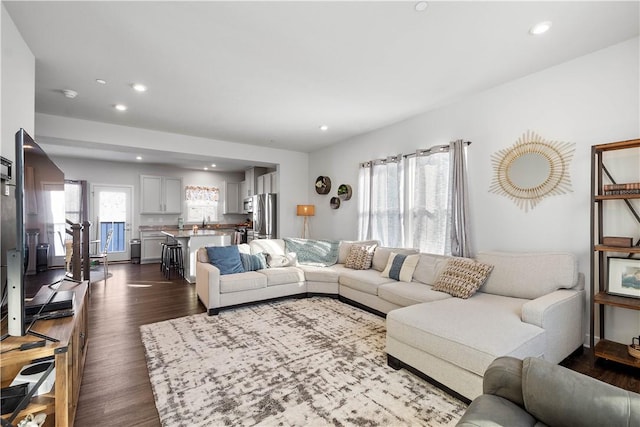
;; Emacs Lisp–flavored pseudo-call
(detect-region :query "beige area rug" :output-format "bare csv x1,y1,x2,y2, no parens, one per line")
140,297,467,426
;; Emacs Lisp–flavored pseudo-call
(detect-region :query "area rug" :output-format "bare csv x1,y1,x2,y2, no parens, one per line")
140,297,467,426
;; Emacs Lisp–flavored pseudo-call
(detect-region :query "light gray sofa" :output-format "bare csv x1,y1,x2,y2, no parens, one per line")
457,356,640,427
195,239,585,402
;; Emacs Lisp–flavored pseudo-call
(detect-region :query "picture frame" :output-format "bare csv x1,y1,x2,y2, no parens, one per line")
607,257,640,298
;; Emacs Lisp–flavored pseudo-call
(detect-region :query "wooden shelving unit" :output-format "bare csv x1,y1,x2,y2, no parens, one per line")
590,138,640,368
1,281,89,427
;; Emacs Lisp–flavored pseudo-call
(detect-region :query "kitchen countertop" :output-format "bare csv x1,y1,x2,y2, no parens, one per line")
139,224,249,232
161,230,231,238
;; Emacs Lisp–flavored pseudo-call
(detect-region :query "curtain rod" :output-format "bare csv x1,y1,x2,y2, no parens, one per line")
360,140,472,167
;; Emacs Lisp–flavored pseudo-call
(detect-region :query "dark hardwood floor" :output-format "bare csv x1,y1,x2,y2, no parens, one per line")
73,263,640,426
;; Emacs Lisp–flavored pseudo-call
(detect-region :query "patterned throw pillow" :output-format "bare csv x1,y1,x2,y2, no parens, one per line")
345,244,377,270
381,252,420,282
266,252,298,268
239,252,267,271
432,258,494,299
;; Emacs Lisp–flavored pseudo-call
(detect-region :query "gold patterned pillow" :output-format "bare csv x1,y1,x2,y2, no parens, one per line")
432,258,493,299
345,244,377,270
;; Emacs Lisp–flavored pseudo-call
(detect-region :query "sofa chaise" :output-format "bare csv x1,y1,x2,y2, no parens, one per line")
195,238,585,401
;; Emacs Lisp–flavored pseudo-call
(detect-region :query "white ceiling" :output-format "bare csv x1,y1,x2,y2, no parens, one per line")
4,1,639,170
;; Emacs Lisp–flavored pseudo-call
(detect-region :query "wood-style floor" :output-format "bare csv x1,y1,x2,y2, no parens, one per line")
73,263,640,426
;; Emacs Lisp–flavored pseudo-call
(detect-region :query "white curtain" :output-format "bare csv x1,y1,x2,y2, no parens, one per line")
406,150,451,254
358,141,471,256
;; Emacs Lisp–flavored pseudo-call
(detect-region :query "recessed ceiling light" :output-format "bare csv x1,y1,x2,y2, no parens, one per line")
96,79,107,85
415,2,428,12
529,21,552,35
203,167,209,171
136,156,142,160
210,164,217,168
132,83,147,92
319,125,328,131
114,104,128,111
62,89,78,99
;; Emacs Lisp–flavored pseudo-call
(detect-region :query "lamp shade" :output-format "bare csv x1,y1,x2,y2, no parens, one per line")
296,204,315,216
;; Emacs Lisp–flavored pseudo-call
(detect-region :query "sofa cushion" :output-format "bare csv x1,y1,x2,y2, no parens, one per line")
298,265,340,283
250,239,286,257
219,271,267,293
412,253,451,285
239,252,267,271
432,258,493,299
476,252,578,299
339,269,396,296
377,282,452,307
345,243,377,270
372,247,419,272
381,253,420,282
386,293,546,377
338,240,380,264
206,246,244,275
259,266,305,287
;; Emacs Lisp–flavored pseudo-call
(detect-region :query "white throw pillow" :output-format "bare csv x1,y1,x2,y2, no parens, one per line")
381,252,420,282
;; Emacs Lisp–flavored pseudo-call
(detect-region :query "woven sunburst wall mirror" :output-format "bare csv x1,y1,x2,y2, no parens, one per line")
489,130,575,211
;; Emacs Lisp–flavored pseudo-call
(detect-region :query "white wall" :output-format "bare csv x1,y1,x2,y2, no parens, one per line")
35,114,311,239
309,37,640,345
1,4,34,173
1,5,35,287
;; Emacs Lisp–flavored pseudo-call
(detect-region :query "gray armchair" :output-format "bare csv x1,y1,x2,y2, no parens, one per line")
457,356,640,427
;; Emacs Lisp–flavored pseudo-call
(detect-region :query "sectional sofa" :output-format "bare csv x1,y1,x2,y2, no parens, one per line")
195,238,585,401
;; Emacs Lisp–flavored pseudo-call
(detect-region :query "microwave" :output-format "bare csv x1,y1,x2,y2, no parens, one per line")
243,197,253,213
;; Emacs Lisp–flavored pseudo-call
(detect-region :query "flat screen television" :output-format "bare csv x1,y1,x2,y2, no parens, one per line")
2,129,66,337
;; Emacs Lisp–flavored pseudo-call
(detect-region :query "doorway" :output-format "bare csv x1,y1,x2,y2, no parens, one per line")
92,184,133,262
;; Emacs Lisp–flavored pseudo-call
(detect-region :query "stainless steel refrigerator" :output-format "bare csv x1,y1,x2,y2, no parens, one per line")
252,193,277,239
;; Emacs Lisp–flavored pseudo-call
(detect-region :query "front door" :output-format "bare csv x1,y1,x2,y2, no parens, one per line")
91,184,133,262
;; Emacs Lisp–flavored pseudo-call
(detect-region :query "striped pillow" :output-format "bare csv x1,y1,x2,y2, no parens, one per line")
432,258,493,299
381,252,420,282
239,252,267,271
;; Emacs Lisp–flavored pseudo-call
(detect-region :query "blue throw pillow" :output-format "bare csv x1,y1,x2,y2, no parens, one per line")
206,246,244,275
240,252,267,271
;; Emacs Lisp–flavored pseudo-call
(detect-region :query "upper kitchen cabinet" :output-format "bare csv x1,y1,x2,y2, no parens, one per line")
244,167,267,197
223,181,242,214
257,172,278,194
140,175,183,214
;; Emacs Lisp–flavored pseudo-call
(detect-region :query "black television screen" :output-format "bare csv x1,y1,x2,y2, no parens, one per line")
4,129,66,337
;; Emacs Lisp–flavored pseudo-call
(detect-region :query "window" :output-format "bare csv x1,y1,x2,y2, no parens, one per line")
358,141,470,256
185,186,219,223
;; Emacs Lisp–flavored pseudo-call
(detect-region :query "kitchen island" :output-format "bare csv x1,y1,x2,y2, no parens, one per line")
160,229,231,283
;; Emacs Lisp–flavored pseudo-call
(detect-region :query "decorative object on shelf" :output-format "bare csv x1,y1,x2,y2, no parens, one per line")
607,257,640,298
629,336,640,360
337,184,352,200
602,236,634,248
489,130,575,211
296,204,315,239
330,197,340,209
315,176,331,194
628,337,640,359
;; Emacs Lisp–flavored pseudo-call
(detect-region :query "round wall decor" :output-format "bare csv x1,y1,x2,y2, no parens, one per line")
337,184,352,200
315,176,331,194
330,197,341,209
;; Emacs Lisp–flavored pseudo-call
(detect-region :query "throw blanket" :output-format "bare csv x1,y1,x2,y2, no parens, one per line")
284,238,339,267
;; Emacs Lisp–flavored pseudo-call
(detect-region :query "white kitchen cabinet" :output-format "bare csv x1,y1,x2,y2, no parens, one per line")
140,231,165,263
140,175,183,214
244,167,267,197
223,181,241,214
257,172,278,194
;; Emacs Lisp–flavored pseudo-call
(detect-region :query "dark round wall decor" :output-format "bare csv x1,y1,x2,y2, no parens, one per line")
330,197,341,209
315,176,331,194
337,184,352,201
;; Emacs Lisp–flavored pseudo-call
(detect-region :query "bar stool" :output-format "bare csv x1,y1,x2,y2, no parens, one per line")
162,242,184,280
